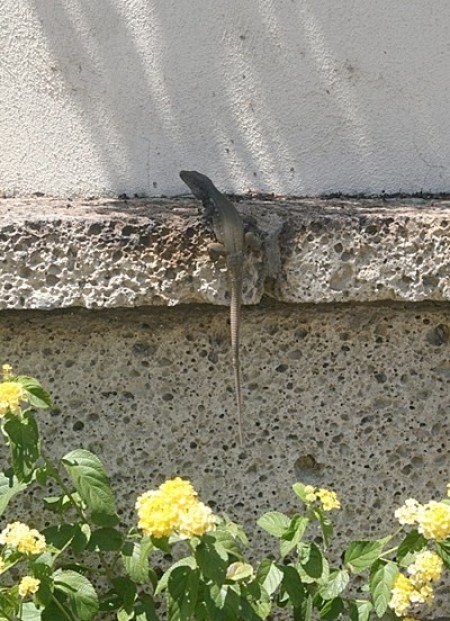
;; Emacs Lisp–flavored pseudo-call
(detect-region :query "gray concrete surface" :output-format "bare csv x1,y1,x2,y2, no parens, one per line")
0,197,449,309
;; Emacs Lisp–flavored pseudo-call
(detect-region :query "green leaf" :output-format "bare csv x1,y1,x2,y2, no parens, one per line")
219,515,249,545
16,376,53,409
313,507,333,547
242,581,271,620
294,594,313,621
117,608,133,621
226,562,254,582
349,599,373,621
53,569,99,621
280,515,308,558
298,543,325,582
61,449,118,521
203,584,241,621
196,536,228,584
20,602,43,621
72,523,91,555
281,566,307,608
155,557,197,596
397,530,427,565
167,566,200,621
43,523,77,550
35,465,48,486
41,597,72,621
3,411,40,481
32,563,54,607
88,527,123,552
319,596,344,620
211,527,243,560
134,594,159,621
0,471,27,516
256,559,283,596
344,538,388,574
257,511,291,537
43,494,73,515
121,539,154,584
112,576,137,613
369,560,398,618
319,570,349,600
0,590,20,621
436,539,450,569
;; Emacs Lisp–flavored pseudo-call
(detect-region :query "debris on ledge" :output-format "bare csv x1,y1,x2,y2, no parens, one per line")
0,197,449,310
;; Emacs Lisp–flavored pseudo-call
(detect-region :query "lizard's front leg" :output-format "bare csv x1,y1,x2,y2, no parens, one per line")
207,241,227,261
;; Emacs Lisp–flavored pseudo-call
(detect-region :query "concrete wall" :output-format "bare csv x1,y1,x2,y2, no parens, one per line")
2,302,450,609
0,198,449,560
2,1,450,197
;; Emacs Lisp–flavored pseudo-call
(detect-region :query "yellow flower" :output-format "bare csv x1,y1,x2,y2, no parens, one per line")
416,501,450,541
315,488,341,511
159,477,197,511
0,382,25,417
389,574,415,616
18,576,40,598
136,491,179,538
447,483,450,498
303,485,317,504
136,478,216,540
409,583,434,605
0,522,46,555
395,498,422,525
178,501,216,538
2,364,13,380
407,550,443,586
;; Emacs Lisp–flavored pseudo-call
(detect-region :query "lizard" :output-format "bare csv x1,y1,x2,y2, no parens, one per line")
179,170,246,446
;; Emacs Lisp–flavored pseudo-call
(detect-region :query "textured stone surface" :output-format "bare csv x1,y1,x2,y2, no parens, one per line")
0,197,449,309
1,197,450,613
1,303,450,609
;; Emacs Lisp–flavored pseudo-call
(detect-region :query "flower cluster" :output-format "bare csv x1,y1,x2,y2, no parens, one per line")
0,381,25,417
136,477,216,539
0,522,46,555
18,576,40,598
395,497,450,541
303,485,341,511
389,550,443,617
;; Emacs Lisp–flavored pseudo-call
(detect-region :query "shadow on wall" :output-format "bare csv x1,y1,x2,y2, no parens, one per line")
29,0,450,195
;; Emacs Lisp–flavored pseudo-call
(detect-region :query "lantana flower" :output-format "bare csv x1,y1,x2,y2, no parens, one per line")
315,488,341,511
417,501,450,541
395,498,421,525
0,522,46,555
389,574,416,617
136,477,216,539
389,550,443,617
0,382,26,417
18,576,40,598
407,550,443,586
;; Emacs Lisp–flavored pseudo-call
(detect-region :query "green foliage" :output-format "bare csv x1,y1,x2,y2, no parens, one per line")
0,368,448,620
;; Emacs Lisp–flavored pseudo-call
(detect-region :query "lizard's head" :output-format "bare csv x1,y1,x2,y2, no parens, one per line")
179,170,214,201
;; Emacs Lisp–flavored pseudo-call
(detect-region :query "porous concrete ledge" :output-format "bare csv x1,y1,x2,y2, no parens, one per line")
0,197,449,309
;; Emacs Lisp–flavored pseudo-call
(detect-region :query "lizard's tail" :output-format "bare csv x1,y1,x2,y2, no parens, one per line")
229,277,244,447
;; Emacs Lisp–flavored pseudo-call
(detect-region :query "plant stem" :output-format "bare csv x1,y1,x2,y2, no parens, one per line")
42,453,86,523
50,593,76,621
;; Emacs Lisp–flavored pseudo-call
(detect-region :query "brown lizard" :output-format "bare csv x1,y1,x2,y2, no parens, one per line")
179,170,246,446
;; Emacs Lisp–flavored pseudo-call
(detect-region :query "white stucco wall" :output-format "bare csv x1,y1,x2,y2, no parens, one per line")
2,1,450,198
